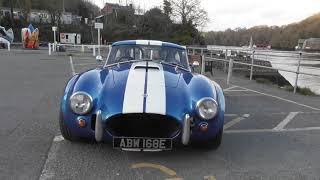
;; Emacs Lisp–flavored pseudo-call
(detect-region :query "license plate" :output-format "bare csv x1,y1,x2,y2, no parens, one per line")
113,137,172,150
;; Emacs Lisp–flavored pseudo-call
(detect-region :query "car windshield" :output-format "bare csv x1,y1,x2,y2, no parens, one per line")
106,45,189,69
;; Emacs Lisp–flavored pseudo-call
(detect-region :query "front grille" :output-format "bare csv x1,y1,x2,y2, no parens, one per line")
106,114,181,138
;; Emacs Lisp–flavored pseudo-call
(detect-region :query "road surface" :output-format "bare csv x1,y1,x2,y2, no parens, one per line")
0,49,320,180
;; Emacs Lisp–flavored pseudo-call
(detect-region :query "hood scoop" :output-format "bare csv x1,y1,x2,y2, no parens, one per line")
134,63,160,71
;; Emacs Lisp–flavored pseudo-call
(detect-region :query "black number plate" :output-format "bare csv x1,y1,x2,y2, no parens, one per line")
113,137,172,150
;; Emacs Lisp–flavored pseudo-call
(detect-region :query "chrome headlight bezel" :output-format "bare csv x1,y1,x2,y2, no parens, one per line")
69,91,93,115
196,97,218,120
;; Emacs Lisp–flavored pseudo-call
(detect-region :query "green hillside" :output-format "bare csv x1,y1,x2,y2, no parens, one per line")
205,13,320,50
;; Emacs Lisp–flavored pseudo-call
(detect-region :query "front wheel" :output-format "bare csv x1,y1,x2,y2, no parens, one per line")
205,128,223,149
59,111,76,141
194,128,223,150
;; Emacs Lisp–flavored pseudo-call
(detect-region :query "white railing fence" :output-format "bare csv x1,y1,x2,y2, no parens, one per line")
188,47,320,94
48,43,111,57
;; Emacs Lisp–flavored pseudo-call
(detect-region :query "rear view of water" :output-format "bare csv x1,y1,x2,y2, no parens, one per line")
255,51,320,95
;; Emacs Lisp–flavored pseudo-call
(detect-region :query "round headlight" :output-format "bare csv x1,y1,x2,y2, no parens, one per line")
196,97,218,120
70,92,93,115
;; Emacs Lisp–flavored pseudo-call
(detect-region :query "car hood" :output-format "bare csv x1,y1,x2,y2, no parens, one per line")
112,62,182,88
97,62,191,119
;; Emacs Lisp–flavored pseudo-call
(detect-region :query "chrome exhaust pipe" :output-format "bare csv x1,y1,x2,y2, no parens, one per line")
182,114,191,145
95,110,103,142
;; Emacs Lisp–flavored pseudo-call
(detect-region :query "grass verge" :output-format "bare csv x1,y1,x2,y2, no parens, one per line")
254,77,317,96
283,86,317,96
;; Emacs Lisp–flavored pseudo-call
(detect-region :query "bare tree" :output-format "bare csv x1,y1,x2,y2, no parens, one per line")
9,0,14,27
163,0,172,17
43,0,63,26
21,0,32,23
169,0,209,27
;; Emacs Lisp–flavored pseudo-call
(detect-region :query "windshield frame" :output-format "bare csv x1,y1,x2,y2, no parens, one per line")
104,45,190,71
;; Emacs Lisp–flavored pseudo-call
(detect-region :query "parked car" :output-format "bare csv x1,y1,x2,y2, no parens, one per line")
60,40,225,150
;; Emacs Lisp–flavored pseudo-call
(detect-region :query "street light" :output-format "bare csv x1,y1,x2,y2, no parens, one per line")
52,26,58,51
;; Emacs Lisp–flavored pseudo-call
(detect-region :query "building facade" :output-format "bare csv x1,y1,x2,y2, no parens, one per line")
0,7,81,25
101,3,134,15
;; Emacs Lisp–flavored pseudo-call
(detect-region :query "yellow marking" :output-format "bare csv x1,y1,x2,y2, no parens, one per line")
204,175,217,180
131,163,177,176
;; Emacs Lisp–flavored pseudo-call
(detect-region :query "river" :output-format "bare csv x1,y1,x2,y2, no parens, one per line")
254,51,320,95
207,45,320,95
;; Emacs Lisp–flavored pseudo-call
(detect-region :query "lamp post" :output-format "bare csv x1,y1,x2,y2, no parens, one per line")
94,22,103,61
52,26,58,51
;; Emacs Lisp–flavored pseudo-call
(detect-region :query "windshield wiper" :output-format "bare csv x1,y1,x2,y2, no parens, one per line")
105,59,152,68
160,61,186,69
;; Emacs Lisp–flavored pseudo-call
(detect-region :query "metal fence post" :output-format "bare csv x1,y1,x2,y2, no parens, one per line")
224,49,228,72
227,58,234,85
108,45,112,56
210,50,214,75
265,54,268,61
81,45,84,53
294,52,302,94
192,48,195,55
53,42,56,52
93,45,96,56
250,50,255,80
201,54,205,75
8,43,10,51
48,43,51,55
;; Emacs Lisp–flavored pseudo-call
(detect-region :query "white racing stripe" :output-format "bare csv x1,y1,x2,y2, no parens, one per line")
122,62,146,113
136,40,149,45
146,62,166,115
149,40,163,46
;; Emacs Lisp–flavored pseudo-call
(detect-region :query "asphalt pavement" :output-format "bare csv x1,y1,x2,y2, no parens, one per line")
0,49,320,180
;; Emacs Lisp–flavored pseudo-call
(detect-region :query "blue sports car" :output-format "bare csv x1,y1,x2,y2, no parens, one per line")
60,40,225,150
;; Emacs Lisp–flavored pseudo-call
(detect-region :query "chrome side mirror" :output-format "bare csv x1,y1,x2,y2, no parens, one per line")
192,61,200,67
190,61,200,73
96,55,103,63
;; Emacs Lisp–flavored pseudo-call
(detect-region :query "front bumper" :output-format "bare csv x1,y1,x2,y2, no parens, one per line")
94,111,193,146
61,110,224,145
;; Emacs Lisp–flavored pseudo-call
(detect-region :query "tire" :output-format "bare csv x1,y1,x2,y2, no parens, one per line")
206,128,223,149
59,111,76,141
195,128,223,150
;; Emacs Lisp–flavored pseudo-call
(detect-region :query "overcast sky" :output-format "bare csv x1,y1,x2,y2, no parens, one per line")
93,0,320,31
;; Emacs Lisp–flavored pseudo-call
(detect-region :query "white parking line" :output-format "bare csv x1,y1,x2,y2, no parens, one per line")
225,127,320,134
270,111,320,115
39,136,60,180
231,84,320,111
273,112,299,131
226,94,264,97
224,89,250,92
73,63,97,66
39,135,66,180
53,135,64,142
223,86,237,91
224,114,250,130
225,114,238,117
69,56,76,76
